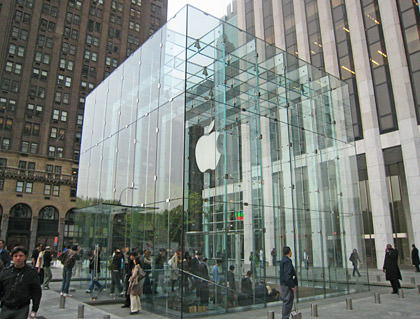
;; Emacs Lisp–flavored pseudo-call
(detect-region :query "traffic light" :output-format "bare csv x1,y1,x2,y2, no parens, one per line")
236,211,244,221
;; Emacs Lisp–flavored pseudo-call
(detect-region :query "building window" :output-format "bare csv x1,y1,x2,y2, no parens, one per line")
52,109,59,120
21,141,29,153
57,147,63,158
50,127,57,138
1,138,10,150
30,143,38,154
61,111,68,122
48,146,55,157
77,114,83,125
25,182,33,193
0,179,4,191
16,181,24,192
52,185,60,196
44,184,51,195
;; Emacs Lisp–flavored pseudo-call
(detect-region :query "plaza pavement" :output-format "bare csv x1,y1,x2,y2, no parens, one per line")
35,265,419,318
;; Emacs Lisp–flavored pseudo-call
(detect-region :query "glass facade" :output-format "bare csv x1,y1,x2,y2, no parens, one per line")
76,6,367,317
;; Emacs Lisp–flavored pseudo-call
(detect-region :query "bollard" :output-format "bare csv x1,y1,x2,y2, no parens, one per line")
374,292,381,304
417,285,420,294
77,304,84,319
346,298,353,310
399,289,405,299
59,295,66,309
410,277,416,285
311,304,318,317
376,275,381,282
103,316,111,319
267,311,275,319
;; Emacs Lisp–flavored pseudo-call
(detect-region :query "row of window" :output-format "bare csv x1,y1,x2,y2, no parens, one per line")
11,26,28,41
15,181,60,196
5,61,22,74
9,44,25,57
1,79,19,93
37,35,54,49
0,118,13,130
0,158,64,174
0,98,17,112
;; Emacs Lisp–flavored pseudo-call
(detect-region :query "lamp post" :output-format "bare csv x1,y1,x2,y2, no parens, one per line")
118,186,137,204
118,186,137,248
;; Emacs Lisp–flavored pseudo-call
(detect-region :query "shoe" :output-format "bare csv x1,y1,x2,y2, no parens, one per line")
63,293,73,297
121,305,129,308
43,286,49,290
86,290,92,293
392,291,398,294
130,311,139,315
119,292,125,296
60,292,64,296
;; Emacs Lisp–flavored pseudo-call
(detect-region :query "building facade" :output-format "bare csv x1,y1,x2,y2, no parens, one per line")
233,0,420,268
77,5,367,317
0,0,167,251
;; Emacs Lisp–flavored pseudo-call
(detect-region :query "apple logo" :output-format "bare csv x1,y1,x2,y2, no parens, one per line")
195,120,221,173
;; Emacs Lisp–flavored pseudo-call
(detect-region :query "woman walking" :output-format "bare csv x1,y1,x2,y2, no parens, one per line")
128,256,145,315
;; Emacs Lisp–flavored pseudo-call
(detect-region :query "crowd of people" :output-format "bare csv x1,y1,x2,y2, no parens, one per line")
0,239,418,318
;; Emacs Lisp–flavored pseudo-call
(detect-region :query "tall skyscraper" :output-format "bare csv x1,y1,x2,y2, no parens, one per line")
234,0,420,268
0,0,167,250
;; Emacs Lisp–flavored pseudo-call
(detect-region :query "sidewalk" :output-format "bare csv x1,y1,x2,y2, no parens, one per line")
212,287,420,319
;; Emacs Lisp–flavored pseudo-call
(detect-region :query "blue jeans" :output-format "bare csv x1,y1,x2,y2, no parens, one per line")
280,285,294,319
88,270,103,291
61,266,73,293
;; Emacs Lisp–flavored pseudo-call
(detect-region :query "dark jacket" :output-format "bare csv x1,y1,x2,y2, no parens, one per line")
279,255,298,288
190,256,200,275
0,250,11,267
227,271,236,291
349,252,360,266
241,276,252,296
383,248,402,281
111,252,123,271
0,264,42,311
43,251,52,268
412,247,420,266
89,256,101,273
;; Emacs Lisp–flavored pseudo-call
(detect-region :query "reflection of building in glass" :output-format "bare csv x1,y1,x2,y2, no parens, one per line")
233,0,420,269
77,5,367,317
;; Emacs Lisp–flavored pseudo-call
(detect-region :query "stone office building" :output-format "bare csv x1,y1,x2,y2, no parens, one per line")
232,0,420,268
0,0,167,250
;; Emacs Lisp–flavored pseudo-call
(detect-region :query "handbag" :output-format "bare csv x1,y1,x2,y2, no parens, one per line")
291,302,302,319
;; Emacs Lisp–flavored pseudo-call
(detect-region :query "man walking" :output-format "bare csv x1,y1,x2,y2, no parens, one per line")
0,246,42,319
279,246,298,319
411,244,419,272
349,248,361,277
60,245,78,297
383,244,402,294
42,246,53,289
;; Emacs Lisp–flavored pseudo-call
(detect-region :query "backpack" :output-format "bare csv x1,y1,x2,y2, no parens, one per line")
62,251,76,268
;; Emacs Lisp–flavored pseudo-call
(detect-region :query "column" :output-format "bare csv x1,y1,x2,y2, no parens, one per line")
378,0,420,249
58,217,65,252
29,215,39,252
346,1,393,268
317,0,340,77
293,0,310,62
241,123,254,265
260,117,275,264
272,0,286,50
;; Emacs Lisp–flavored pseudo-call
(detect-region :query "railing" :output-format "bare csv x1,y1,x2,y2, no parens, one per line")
0,166,77,186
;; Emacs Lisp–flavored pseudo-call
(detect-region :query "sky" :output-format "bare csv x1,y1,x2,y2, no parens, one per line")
167,0,233,20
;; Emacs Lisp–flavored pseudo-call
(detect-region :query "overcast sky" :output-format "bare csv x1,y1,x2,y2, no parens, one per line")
168,0,233,20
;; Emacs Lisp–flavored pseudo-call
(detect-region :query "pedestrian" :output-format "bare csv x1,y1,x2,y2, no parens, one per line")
212,259,222,304
411,244,419,272
0,246,42,319
140,249,152,295
86,248,103,293
197,257,210,305
128,256,146,315
0,239,11,267
271,248,277,266
241,270,253,297
31,243,42,267
383,244,402,294
110,248,123,295
60,245,78,297
122,252,136,308
42,246,53,289
349,248,361,277
35,247,45,285
153,248,166,294
168,249,181,291
227,265,236,306
279,246,298,319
